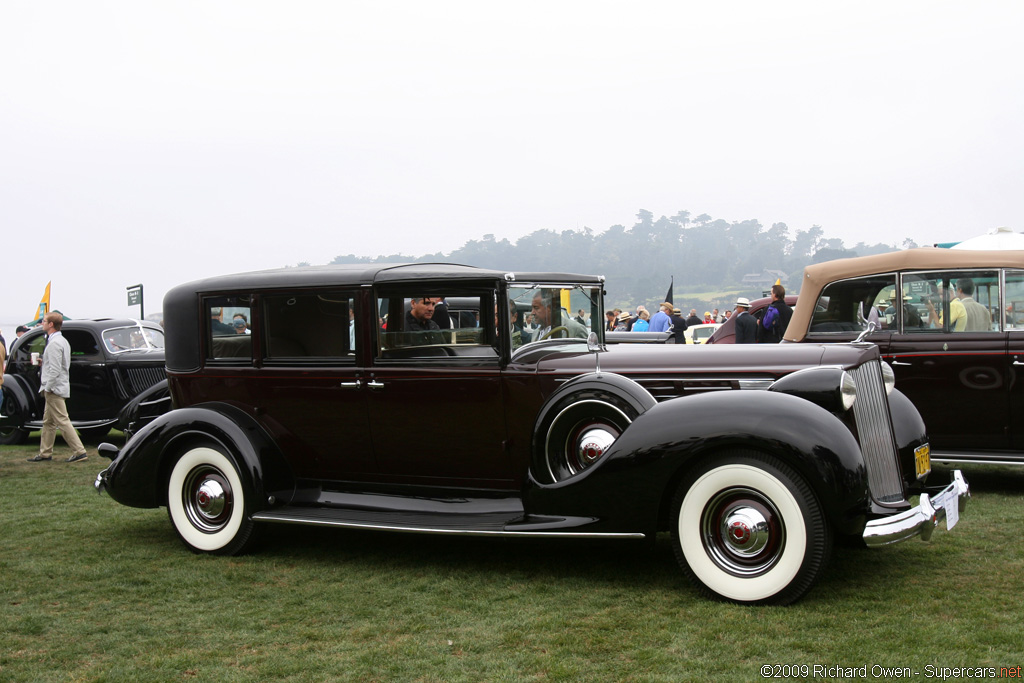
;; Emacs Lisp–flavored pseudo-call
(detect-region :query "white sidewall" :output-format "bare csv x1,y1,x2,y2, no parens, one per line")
678,463,807,602
167,447,245,552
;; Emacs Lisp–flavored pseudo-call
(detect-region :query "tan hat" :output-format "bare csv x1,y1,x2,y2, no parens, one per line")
736,297,751,308
660,302,673,310
617,312,631,321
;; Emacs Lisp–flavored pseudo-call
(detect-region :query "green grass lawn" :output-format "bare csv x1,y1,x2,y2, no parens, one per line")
2,437,1022,682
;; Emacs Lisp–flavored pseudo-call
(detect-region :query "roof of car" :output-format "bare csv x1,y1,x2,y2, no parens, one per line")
787,247,1024,341
166,263,605,297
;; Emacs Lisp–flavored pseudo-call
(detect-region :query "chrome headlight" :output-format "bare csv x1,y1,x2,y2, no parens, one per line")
768,366,858,413
879,361,896,395
840,371,857,411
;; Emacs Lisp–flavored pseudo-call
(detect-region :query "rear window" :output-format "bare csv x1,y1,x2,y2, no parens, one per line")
263,291,356,360
810,274,896,333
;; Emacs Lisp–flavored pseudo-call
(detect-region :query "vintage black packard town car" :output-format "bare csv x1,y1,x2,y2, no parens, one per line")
1,319,166,444
95,264,969,605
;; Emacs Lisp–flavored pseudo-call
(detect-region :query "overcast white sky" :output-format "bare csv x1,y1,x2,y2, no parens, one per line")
2,1,1022,325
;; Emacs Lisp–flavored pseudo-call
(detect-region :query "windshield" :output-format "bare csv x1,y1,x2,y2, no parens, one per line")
102,324,165,353
508,283,603,348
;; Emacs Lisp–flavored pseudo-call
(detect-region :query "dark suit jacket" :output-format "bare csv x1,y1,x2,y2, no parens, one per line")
734,311,757,344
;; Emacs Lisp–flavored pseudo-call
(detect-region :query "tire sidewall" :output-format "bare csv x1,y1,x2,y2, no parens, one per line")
167,446,249,553
674,455,826,604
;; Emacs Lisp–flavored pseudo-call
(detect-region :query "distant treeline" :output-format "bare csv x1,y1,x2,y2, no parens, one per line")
324,209,916,312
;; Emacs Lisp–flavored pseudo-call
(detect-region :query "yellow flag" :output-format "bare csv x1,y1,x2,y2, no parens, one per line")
34,281,51,320
775,278,782,286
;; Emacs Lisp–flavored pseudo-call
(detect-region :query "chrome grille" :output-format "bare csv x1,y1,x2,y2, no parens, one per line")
849,361,905,504
123,366,167,395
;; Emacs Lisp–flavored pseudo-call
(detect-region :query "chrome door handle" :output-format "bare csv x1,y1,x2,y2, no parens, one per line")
891,360,912,366
1014,360,1024,366
339,381,362,388
367,380,385,390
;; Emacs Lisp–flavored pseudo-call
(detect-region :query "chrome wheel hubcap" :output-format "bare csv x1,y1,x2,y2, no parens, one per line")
702,488,784,576
183,468,232,533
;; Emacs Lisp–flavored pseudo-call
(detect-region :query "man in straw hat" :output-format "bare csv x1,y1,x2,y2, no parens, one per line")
733,297,757,344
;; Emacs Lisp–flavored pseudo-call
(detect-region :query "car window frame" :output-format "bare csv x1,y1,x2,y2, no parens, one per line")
372,284,502,367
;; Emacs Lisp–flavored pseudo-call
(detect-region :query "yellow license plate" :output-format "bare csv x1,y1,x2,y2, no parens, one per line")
915,444,931,479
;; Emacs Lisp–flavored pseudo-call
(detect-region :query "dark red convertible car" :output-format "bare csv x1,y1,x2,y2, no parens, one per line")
786,248,1024,466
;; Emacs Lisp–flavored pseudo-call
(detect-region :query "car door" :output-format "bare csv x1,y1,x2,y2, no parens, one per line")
1005,269,1024,451
225,290,378,480
366,288,513,488
63,329,114,421
887,269,1007,453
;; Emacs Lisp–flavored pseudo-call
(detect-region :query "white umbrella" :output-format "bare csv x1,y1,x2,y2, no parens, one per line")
950,226,1024,250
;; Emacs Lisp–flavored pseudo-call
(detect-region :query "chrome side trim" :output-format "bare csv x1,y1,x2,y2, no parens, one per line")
930,450,1024,466
862,470,970,547
250,511,646,538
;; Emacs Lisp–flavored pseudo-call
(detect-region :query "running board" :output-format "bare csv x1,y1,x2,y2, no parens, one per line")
251,506,645,539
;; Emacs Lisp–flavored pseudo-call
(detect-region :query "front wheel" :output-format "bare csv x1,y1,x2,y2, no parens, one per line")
0,391,29,445
671,452,832,605
167,446,259,555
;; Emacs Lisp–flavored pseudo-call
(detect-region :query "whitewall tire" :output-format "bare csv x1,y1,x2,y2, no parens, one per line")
672,452,831,605
167,446,258,555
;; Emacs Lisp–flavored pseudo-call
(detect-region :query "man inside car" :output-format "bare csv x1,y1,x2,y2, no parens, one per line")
402,296,446,346
530,290,587,341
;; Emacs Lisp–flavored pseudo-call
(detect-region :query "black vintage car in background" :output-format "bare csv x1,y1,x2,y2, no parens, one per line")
95,264,968,605
1,319,166,444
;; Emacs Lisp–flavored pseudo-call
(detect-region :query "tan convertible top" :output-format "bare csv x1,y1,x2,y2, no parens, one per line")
785,248,1024,342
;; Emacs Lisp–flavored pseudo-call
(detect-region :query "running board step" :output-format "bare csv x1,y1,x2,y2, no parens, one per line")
251,506,644,538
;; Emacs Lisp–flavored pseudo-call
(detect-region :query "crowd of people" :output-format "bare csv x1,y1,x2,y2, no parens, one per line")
605,284,793,344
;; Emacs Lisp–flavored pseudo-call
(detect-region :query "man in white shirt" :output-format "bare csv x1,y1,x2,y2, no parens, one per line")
29,312,89,462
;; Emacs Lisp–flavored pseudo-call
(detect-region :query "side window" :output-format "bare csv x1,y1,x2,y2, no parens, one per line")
62,330,101,358
376,291,498,360
901,270,999,333
1004,270,1024,330
263,290,355,360
810,274,896,333
206,295,252,361
15,332,47,364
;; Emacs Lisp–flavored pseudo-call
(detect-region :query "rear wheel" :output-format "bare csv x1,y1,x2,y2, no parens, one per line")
671,451,832,605
167,446,259,555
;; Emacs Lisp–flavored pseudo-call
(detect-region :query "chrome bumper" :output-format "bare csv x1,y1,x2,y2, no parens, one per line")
94,468,109,495
862,470,969,547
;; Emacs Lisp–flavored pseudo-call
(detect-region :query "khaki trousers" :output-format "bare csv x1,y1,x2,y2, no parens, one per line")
39,391,86,458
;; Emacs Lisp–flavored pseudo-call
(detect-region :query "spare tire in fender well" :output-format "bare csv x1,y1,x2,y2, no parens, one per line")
531,372,657,484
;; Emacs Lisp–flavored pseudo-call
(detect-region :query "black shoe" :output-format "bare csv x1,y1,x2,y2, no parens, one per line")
27,455,53,462
67,452,89,463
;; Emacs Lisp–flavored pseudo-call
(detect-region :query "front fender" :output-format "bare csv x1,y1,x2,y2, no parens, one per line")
97,403,294,510
888,388,929,490
525,390,869,536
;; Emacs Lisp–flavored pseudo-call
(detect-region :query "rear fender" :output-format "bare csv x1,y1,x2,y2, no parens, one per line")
1,374,40,421
99,403,294,510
